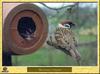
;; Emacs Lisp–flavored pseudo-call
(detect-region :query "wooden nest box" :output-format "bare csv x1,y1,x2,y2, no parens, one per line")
3,3,48,55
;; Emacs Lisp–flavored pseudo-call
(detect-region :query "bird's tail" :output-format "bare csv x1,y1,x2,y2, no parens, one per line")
69,49,81,65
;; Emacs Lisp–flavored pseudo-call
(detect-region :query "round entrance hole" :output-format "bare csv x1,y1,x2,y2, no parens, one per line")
3,3,48,55
17,17,36,40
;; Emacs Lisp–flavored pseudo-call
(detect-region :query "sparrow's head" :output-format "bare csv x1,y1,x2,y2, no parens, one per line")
58,20,75,29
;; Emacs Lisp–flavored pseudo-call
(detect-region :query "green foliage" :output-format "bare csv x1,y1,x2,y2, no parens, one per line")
77,35,96,44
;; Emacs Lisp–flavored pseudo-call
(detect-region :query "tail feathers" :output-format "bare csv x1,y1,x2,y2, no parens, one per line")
74,49,81,61
69,49,81,61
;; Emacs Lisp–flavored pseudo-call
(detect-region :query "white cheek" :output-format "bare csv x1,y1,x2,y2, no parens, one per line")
58,24,65,28
64,24,70,28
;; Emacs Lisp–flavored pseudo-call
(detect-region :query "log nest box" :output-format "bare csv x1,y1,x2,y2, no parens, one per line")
3,3,48,55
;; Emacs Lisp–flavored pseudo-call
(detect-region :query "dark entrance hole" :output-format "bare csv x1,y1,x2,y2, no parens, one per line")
17,17,36,39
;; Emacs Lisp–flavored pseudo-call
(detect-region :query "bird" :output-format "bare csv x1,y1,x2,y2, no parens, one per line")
20,28,36,41
47,20,81,65
18,17,36,41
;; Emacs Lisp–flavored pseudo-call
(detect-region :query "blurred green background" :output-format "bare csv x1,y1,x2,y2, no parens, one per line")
12,3,97,66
